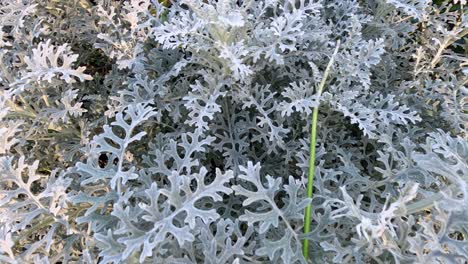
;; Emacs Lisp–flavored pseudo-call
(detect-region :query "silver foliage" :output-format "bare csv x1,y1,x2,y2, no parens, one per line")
0,0,466,263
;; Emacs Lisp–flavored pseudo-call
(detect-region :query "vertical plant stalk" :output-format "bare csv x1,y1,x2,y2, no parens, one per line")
303,40,340,260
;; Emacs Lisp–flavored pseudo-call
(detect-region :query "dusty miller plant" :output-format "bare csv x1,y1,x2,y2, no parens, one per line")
0,0,467,263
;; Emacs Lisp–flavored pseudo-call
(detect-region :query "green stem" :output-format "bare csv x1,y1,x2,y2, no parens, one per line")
303,40,340,261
